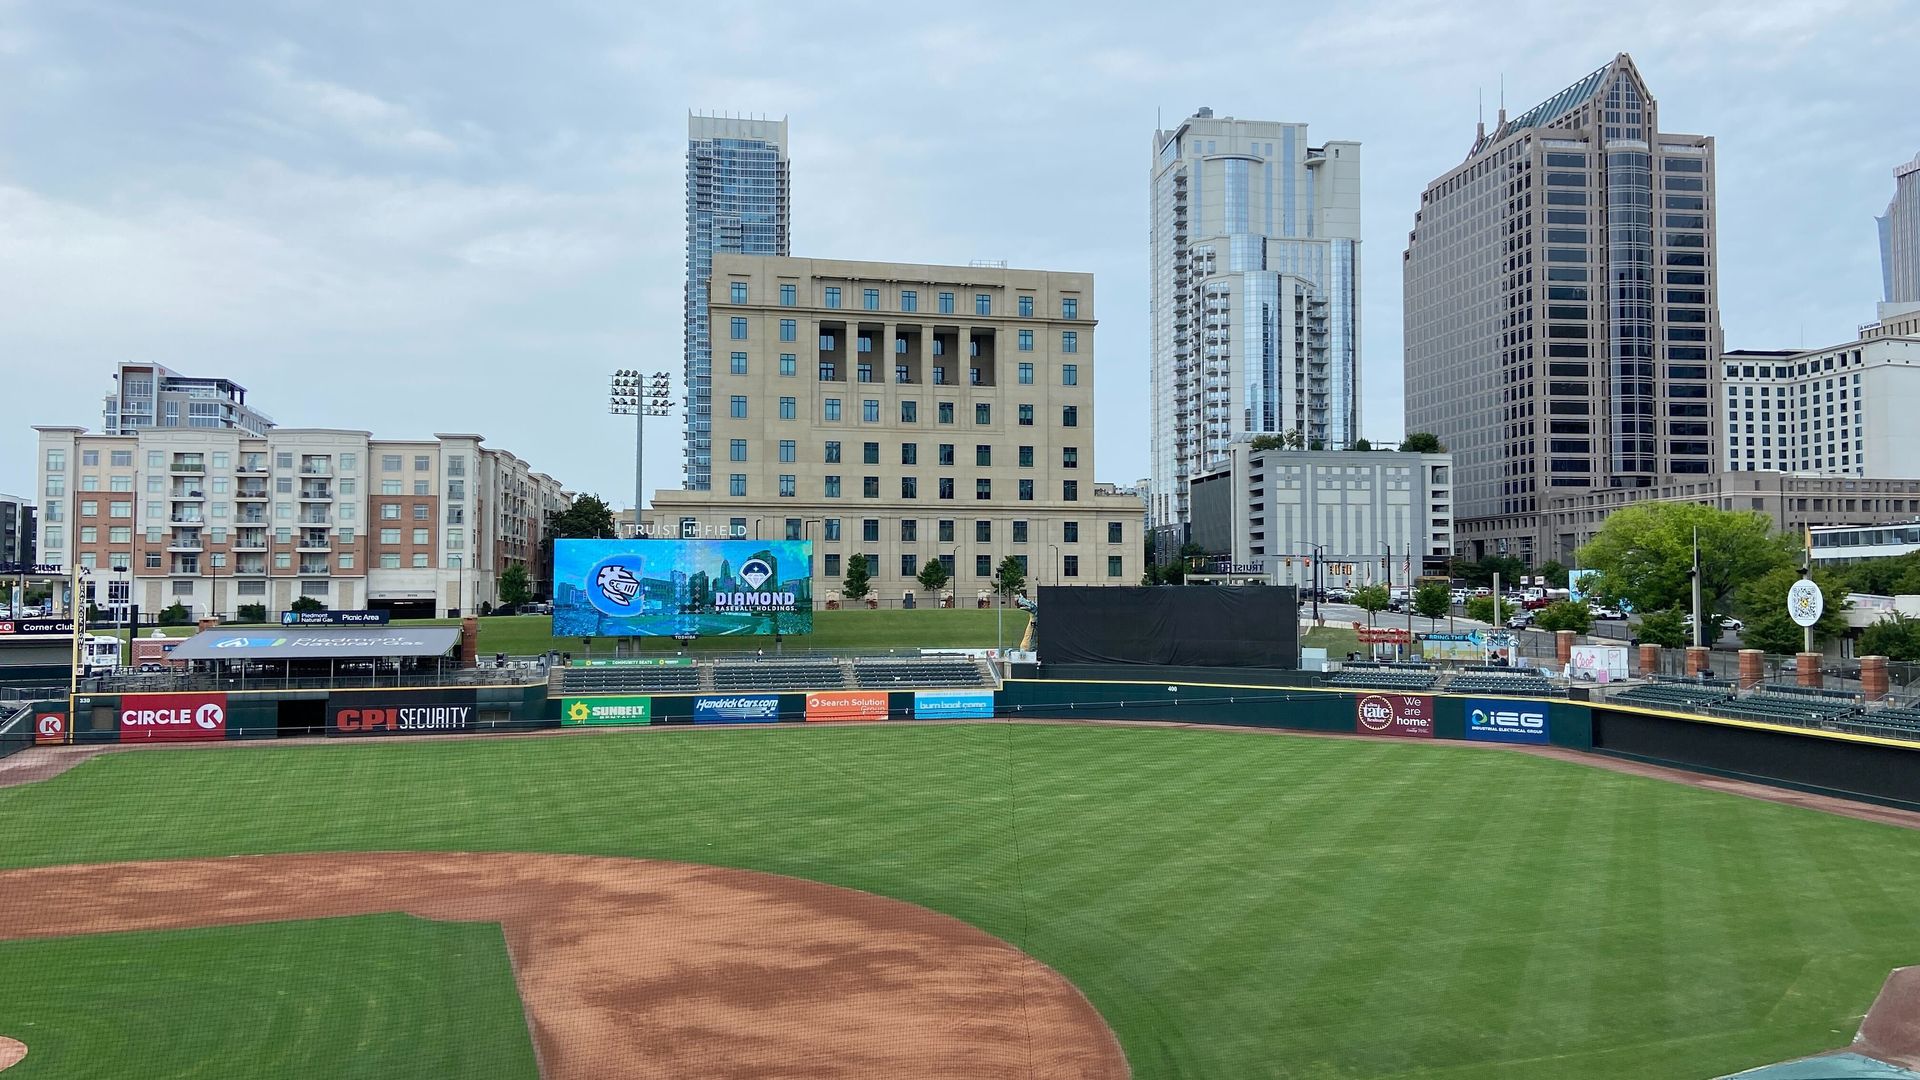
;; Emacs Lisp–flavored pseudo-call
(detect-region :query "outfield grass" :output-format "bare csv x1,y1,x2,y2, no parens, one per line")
0,914,535,1080
105,608,1032,656
4,724,1916,1078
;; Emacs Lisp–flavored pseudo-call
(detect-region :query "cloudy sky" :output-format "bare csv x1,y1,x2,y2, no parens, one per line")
3,0,1916,506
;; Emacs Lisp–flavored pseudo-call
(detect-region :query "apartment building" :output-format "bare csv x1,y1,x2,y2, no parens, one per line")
1187,443,1454,589
1880,151,1920,316
1404,53,1721,566
1720,337,1920,475
103,362,275,436
645,254,1144,599
32,427,568,620
1149,107,1362,527
0,493,35,569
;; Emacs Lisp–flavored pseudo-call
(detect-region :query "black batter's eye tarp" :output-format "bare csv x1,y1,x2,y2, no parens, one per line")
1038,586,1299,667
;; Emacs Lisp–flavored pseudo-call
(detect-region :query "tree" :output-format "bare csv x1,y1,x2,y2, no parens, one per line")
1736,568,1849,654
1308,438,1325,451
841,553,871,601
994,555,1027,599
1859,613,1920,662
1399,432,1446,453
158,602,191,626
1141,563,1163,586
916,557,950,595
1533,600,1593,634
497,563,532,608
237,603,267,623
1248,434,1286,451
1413,581,1451,628
1351,438,1374,452
1282,429,1305,450
540,494,618,572
1538,561,1569,589
289,596,324,614
1635,607,1690,648
1466,596,1514,624
1350,584,1390,627
1576,503,1796,620
1448,555,1524,588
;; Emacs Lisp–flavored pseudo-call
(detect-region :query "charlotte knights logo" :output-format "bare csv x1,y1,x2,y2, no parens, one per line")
595,563,642,607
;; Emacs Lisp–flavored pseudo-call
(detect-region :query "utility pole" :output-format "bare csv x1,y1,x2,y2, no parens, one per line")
1690,525,1704,650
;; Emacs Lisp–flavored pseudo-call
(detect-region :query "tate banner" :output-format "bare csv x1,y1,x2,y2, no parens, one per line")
553,539,813,639
1354,694,1434,739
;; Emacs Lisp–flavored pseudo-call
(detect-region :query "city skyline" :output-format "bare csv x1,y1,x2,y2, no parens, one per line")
0,2,1914,509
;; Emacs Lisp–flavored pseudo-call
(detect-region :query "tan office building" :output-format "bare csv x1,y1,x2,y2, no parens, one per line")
642,255,1143,601
33,426,569,620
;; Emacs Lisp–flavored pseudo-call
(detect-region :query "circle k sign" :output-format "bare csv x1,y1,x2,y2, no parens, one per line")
118,693,228,741
35,713,67,744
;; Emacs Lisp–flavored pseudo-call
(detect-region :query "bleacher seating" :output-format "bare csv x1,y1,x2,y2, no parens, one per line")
1325,667,1438,692
1707,691,1858,727
851,657,993,689
1828,704,1920,741
1446,670,1553,696
710,659,847,692
559,665,702,694
1609,681,1734,710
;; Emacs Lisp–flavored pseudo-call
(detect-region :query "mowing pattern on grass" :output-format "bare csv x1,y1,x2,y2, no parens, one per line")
0,913,534,1080
3,724,1919,1078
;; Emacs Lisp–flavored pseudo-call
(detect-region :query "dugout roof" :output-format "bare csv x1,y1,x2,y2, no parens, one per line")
166,626,462,661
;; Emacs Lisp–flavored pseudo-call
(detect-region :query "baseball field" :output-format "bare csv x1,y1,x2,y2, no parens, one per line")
2,721,1917,1078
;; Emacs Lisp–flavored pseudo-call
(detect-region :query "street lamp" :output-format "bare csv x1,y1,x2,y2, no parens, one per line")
1047,543,1062,587
1301,542,1326,622
609,370,672,537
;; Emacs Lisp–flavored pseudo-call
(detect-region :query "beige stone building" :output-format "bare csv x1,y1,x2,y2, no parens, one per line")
643,255,1143,602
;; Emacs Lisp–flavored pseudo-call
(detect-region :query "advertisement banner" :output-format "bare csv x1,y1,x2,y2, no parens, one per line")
328,690,477,737
0,617,76,637
1464,699,1551,745
553,539,813,639
1568,645,1629,682
1417,630,1520,665
119,693,228,741
570,657,696,668
281,609,390,626
562,697,654,726
692,694,782,724
34,712,67,745
913,690,996,720
804,691,889,722
1354,693,1434,739
1568,569,1601,604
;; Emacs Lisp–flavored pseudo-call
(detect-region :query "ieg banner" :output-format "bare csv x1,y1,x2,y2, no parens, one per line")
119,693,228,741
913,690,996,720
329,689,478,736
1354,694,1434,739
804,691,889,722
692,695,782,724
562,697,654,726
1464,699,1551,745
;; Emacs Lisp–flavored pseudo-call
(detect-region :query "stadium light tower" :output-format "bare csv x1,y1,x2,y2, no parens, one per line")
610,371,673,537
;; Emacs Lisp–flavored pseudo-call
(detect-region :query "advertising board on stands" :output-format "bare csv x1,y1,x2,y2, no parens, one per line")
281,610,390,626
1354,694,1433,738
328,690,477,736
562,697,654,726
913,691,996,720
692,695,782,724
804,691,889,722
119,693,227,741
553,539,813,638
1464,699,1551,745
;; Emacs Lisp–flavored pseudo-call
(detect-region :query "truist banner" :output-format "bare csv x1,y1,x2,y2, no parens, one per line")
119,693,228,741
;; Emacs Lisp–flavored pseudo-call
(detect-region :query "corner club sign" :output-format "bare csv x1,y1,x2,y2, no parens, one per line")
1354,694,1433,739
1464,698,1550,745
120,693,228,741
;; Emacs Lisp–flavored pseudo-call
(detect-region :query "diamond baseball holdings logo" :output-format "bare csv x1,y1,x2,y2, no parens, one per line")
119,693,227,741
1464,698,1550,744
1354,694,1434,738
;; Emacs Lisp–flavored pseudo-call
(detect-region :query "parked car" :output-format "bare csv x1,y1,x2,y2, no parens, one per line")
1682,614,1744,633
1506,608,1535,629
1589,604,1625,620
523,601,553,615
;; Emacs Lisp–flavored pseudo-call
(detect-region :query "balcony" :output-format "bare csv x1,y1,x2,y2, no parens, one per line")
235,486,269,501
237,462,268,474
296,537,331,553
168,515,205,526
297,514,332,526
169,462,205,474
298,487,334,502
232,535,268,552
298,561,332,575
232,560,267,576
168,536,203,553
298,463,332,476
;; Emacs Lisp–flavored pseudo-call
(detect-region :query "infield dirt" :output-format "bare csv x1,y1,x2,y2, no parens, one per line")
0,852,1127,1080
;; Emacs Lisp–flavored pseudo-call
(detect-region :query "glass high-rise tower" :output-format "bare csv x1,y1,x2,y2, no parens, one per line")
1879,151,1920,317
684,115,790,491
1148,109,1361,528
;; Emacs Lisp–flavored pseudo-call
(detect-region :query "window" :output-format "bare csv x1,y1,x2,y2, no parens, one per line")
1062,406,1078,427
975,520,992,542
863,399,880,423
1108,555,1123,577
780,283,796,306
378,553,400,569
730,281,748,303
1018,295,1034,318
380,528,401,544
80,499,98,516
780,474,796,497
825,441,842,463
1062,480,1078,501
81,449,98,467
79,525,97,543
381,504,400,519
109,525,131,544
1062,447,1078,469
825,554,841,576
863,476,880,498
976,445,992,466
819,360,838,380
1108,521,1123,544
1018,404,1034,426
863,442,880,465
111,450,132,467
901,443,918,465
824,518,842,541
939,477,955,500
780,396,797,420
976,554,991,577
779,440,796,463
149,451,165,469
45,449,65,472
730,352,748,375
779,319,797,341
938,402,955,424
900,290,917,312
975,293,991,315
729,474,747,497
932,364,947,384
938,291,955,314
109,501,131,518
864,288,880,310
1062,298,1078,319
824,475,842,498
1018,479,1034,501
412,527,429,545
938,443,955,466
1064,555,1080,578
901,477,918,499
381,455,402,471
730,317,748,339
730,395,748,418
863,519,881,543
412,553,430,568
1018,361,1034,384
730,439,747,462
1061,331,1078,353
900,400,918,423
825,286,841,308
975,403,991,425
413,503,430,520
1062,364,1078,386
1017,445,1034,468
1010,520,1027,544
824,399,841,421
1063,522,1079,543
780,353,797,376
976,479,992,500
